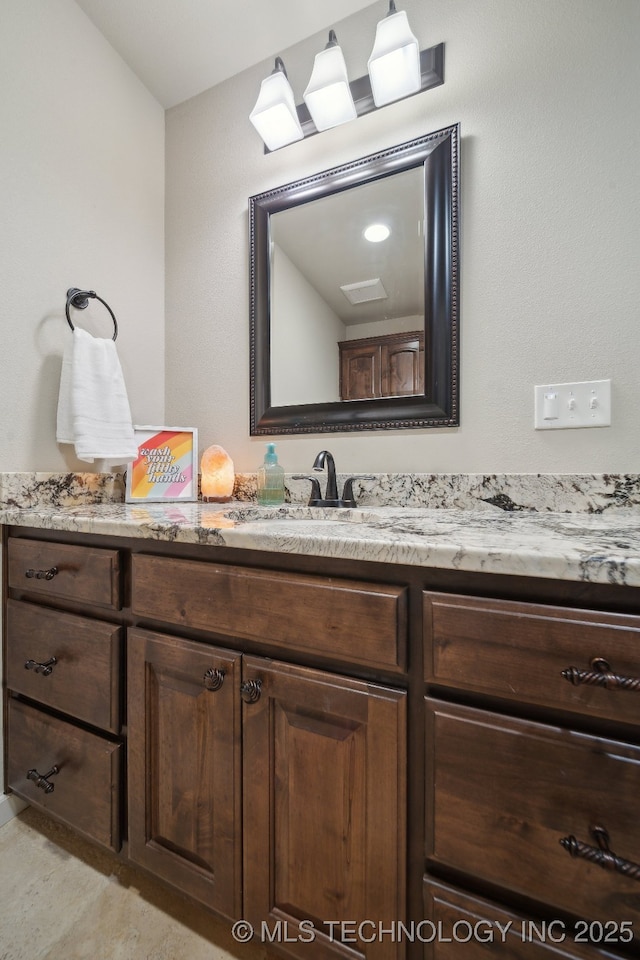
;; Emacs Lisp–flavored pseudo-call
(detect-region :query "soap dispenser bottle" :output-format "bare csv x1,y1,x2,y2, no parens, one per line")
257,442,285,506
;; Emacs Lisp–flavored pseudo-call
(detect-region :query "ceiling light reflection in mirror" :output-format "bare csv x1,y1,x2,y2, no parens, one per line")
363,223,391,242
269,167,424,408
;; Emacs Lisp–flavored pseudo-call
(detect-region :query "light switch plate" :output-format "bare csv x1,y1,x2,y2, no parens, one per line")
534,380,611,430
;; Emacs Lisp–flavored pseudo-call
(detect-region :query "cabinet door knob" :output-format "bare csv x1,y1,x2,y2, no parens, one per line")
560,825,640,881
203,668,225,691
25,566,58,581
26,765,59,794
561,656,640,692
240,678,262,703
24,657,57,677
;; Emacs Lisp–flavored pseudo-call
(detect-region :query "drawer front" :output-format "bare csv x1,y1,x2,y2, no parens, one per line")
423,878,623,959
8,538,121,610
7,698,122,851
132,554,407,672
6,600,122,733
424,592,640,724
426,698,640,932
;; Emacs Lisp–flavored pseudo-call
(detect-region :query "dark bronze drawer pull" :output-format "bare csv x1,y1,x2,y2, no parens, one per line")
561,656,640,692
24,657,58,677
25,566,59,581
560,825,640,881
26,765,59,794
240,678,262,703
203,667,225,691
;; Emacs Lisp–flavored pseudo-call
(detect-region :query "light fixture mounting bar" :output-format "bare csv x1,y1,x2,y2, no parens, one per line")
294,42,444,142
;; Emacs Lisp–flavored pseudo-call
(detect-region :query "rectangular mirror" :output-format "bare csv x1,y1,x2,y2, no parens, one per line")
250,123,459,434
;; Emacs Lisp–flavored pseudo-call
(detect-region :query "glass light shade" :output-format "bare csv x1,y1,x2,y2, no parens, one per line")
201,444,235,502
249,69,304,151
303,44,356,132
367,9,421,107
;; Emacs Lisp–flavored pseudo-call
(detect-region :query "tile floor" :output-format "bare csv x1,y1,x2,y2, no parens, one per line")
0,806,267,960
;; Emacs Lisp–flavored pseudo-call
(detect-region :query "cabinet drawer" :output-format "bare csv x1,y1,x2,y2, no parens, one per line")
6,600,122,733
8,538,121,610
132,554,407,672
423,878,623,959
426,698,640,931
6,698,122,852
424,592,640,724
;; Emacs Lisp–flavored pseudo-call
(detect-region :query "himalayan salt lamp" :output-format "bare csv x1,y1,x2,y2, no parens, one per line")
201,445,234,502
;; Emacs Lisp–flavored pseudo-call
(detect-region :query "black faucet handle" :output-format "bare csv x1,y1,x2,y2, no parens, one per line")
341,476,375,507
292,475,323,506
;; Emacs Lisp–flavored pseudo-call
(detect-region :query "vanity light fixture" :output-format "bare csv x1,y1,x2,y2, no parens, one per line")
363,223,391,243
249,57,304,151
303,31,356,132
250,3,444,152
367,0,421,107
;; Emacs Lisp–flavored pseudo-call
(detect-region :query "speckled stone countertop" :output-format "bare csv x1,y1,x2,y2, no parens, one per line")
2,472,640,587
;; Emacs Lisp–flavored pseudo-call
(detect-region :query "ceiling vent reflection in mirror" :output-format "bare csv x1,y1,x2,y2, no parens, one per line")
249,1,444,152
340,279,388,305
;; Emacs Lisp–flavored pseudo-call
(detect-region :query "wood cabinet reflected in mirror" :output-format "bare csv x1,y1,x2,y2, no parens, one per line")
249,124,459,435
339,330,424,401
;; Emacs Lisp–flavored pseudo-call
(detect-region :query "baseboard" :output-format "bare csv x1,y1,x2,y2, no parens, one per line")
0,792,27,827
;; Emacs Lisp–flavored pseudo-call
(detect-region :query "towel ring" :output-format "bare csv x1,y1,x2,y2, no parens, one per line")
65,288,118,341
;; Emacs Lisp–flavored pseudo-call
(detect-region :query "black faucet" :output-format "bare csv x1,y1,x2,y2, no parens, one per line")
313,450,339,502
294,450,373,508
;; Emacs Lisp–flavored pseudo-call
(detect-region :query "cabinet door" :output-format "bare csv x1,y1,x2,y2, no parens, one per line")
243,656,406,960
339,341,381,400
127,628,242,918
381,336,423,397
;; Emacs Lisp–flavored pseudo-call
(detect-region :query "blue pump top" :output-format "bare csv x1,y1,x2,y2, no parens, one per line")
264,442,278,465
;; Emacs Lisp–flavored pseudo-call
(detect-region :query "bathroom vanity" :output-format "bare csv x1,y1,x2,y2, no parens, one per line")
3,490,640,960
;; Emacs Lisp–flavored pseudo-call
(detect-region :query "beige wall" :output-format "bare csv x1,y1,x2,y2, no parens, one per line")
0,0,165,472
0,0,164,814
271,246,343,406
166,0,640,474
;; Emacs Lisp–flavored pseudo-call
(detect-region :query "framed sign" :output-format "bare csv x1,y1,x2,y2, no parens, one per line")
125,426,198,503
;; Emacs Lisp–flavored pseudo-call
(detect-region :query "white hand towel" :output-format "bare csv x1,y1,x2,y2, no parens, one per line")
56,327,138,467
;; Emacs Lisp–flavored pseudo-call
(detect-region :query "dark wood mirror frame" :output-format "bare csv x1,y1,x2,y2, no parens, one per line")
249,123,459,435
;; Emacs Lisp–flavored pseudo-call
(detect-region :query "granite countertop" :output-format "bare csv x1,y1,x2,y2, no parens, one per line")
2,495,640,587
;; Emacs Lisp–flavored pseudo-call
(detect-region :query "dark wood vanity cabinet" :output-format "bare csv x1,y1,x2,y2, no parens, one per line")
5,527,640,960
4,536,123,852
423,591,640,958
127,552,408,960
339,331,424,401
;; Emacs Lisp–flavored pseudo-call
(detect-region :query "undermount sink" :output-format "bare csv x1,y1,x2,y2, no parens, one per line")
219,504,379,525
